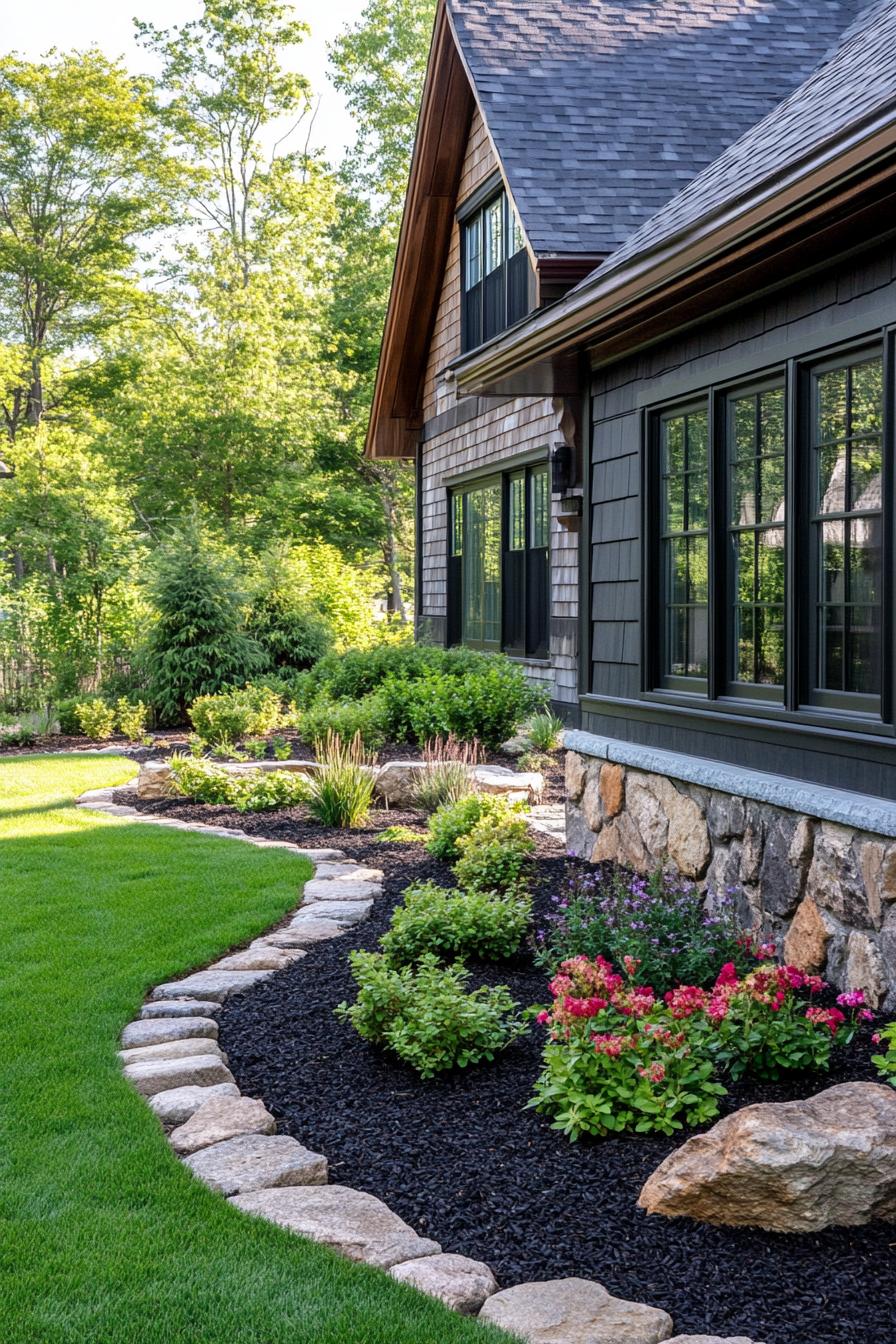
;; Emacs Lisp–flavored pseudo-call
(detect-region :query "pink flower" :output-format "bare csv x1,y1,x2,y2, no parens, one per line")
664,984,708,1019
638,1061,666,1084
805,1005,846,1035
756,941,777,959
872,1032,882,1044
836,989,865,1008
715,962,739,988
591,1032,633,1058
859,1009,875,1022
623,954,641,977
536,1010,550,1025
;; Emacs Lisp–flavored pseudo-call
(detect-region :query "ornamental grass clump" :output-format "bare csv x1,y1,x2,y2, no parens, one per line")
307,730,375,828
526,710,564,753
413,734,482,813
535,861,752,994
336,951,526,1078
379,880,532,965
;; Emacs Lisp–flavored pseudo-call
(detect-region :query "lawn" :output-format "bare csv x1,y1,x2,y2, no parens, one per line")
0,755,507,1344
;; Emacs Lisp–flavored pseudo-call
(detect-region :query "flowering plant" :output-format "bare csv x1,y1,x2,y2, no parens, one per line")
534,862,752,994
529,955,727,1138
871,1020,896,1087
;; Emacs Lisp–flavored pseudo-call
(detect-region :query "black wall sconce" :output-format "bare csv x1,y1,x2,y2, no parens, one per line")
550,440,574,495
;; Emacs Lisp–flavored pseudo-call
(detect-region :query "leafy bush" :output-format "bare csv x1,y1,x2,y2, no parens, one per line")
74,700,117,740
307,730,375,828
115,698,149,741
188,684,282,747
294,691,388,752
375,825,426,844
143,523,264,724
527,711,564,752
246,589,333,672
872,1020,896,1086
0,721,37,747
336,951,526,1078
413,735,482,813
534,864,753,994
57,696,94,734
271,736,292,761
380,881,532,965
453,810,534,894
384,661,543,749
306,642,482,702
426,794,522,863
168,755,311,812
530,956,726,1139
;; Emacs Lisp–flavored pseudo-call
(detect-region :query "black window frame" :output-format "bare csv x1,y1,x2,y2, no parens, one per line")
448,460,550,661
459,183,532,354
642,330,895,734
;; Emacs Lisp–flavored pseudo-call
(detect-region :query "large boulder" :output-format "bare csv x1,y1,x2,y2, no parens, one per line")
136,760,175,800
478,1278,673,1343
639,1082,896,1232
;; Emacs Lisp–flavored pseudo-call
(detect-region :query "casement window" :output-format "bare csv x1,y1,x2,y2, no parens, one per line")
647,337,889,725
448,463,549,657
461,187,531,353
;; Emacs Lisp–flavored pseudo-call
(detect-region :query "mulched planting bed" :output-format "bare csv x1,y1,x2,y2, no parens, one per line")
123,791,893,1343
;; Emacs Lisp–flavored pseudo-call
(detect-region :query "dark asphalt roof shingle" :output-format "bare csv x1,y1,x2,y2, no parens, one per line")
448,0,866,257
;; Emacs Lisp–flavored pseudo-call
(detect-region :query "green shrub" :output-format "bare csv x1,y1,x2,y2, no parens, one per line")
188,684,282,747
873,1021,896,1087
168,755,311,812
375,825,426,844
307,730,375,828
169,755,236,804
143,523,264,723
0,721,37,747
74,700,117,740
294,691,388,752
115,698,150,741
380,880,531,965
306,642,474,702
271,735,292,761
243,737,268,760
247,596,333,671
336,951,526,1078
527,711,564,752
57,697,94,735
453,811,534,894
426,794,521,863
518,749,554,774
386,662,543,749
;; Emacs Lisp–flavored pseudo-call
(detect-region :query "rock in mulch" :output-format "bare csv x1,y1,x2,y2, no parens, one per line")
148,1082,240,1126
118,1037,225,1065
639,1082,896,1232
169,1094,276,1155
151,968,274,1002
121,1016,218,1048
478,1278,673,1342
390,1253,499,1315
182,1133,327,1195
140,998,221,1019
123,1053,234,1097
229,1185,441,1269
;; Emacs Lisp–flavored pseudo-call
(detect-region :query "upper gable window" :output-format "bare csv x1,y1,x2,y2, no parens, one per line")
461,188,532,353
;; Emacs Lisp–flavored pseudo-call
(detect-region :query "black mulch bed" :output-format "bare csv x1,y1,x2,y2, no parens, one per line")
125,792,894,1343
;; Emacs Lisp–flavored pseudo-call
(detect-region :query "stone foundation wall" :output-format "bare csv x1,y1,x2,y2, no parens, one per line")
565,750,896,1012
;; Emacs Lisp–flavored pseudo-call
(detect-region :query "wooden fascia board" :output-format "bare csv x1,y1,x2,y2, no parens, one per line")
365,2,473,459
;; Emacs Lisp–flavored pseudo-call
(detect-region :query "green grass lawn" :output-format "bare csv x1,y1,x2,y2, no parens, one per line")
0,756,509,1344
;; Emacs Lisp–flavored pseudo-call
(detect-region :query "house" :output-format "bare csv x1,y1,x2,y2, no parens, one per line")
366,0,896,1008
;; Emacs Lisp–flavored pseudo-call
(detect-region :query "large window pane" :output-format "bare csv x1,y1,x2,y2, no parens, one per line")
530,466,549,549
464,216,482,291
462,484,501,648
726,386,786,690
485,195,505,275
660,408,709,682
811,353,883,697
508,475,525,551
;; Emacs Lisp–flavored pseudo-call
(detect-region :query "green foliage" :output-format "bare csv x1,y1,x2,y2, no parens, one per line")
527,711,564,753
74,700,117,741
872,1021,896,1086
413,735,481,813
453,811,535,895
168,755,310,813
0,721,36,747
426,793,521,863
336,951,526,1079
384,661,543,749
115,698,149,742
379,880,532,965
307,730,376,828
271,736,292,761
188,684,282,748
306,642,485,702
294,692,388,752
518,749,554,774
143,526,265,724
375,824,425,844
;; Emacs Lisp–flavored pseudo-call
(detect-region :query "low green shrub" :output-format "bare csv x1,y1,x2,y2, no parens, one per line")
294,691,388,752
307,730,375,828
188,684,282,747
271,736,292,761
873,1020,896,1086
169,755,237,804
74,700,117,740
243,737,268,760
0,721,37,747
453,810,534,894
375,825,426,844
168,755,311,812
382,660,543,749
56,698,86,735
426,794,521,863
518,749,554,774
115,698,150,742
335,951,526,1078
527,711,564,752
380,880,532,965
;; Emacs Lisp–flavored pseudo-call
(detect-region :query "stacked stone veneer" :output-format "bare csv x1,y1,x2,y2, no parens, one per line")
565,744,896,1012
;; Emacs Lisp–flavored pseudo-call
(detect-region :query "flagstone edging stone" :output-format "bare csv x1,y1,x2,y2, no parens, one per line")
76,782,731,1342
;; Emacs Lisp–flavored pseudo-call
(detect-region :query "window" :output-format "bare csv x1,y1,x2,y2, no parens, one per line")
450,462,549,658
659,407,709,686
462,188,531,352
646,338,888,725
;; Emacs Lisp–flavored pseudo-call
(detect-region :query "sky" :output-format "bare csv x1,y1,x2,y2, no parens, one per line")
3,0,370,164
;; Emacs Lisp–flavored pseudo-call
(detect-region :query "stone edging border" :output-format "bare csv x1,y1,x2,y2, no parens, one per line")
76,783,749,1342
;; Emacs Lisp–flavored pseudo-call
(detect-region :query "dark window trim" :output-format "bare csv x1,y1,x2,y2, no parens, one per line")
638,331,892,738
456,170,503,224
460,185,533,355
